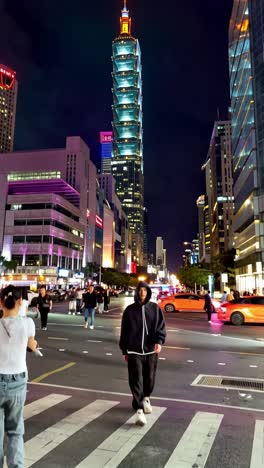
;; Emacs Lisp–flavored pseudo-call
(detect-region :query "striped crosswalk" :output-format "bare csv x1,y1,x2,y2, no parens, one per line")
3,391,264,467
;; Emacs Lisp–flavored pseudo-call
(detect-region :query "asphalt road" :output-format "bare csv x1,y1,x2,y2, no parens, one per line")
23,296,264,468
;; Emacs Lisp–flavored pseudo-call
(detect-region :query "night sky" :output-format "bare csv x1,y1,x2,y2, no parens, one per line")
0,0,233,271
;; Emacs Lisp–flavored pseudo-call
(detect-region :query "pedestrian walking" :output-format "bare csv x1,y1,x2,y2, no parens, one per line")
36,286,52,330
203,290,214,323
226,290,234,302
18,287,29,317
119,281,166,426
0,285,38,467
76,287,83,314
221,291,227,303
82,285,97,329
104,288,110,312
97,289,104,314
68,287,77,315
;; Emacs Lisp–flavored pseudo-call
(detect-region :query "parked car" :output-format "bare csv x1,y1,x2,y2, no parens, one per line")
158,293,220,313
218,296,264,325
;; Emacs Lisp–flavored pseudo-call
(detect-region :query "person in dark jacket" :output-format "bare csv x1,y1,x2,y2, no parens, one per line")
82,285,97,329
119,281,166,426
203,290,214,323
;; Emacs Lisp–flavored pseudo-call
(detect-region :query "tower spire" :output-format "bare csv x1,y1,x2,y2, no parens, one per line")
120,0,131,35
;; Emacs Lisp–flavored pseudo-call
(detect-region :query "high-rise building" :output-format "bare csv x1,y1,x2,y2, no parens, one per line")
196,195,206,262
100,131,113,174
202,121,234,260
0,65,18,152
229,1,264,293
111,0,144,266
143,207,148,267
156,236,164,266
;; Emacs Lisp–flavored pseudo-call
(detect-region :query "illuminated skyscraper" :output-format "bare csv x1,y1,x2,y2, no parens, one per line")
0,65,18,152
111,0,144,265
100,131,113,174
229,1,264,292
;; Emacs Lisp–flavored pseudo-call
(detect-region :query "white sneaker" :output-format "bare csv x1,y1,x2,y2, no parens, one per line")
135,409,147,426
72,312,76,315
84,323,88,329
77,312,81,315
90,325,94,330
68,312,72,315
143,397,152,414
208,320,212,323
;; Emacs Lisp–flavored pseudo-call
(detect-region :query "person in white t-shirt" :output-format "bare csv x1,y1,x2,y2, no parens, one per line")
0,285,37,468
18,287,29,317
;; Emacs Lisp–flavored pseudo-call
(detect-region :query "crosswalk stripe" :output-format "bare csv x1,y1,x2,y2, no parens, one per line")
164,411,223,468
24,399,119,467
250,420,264,467
24,393,71,420
75,406,166,468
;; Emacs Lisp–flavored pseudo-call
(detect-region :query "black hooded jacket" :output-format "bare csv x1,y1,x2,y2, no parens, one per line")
119,282,166,355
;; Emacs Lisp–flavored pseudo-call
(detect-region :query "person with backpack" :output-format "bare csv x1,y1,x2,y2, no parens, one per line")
0,285,38,467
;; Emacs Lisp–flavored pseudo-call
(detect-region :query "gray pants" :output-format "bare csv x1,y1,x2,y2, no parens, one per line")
0,372,27,468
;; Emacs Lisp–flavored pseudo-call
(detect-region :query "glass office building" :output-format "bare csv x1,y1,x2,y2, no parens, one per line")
111,1,144,265
229,0,264,292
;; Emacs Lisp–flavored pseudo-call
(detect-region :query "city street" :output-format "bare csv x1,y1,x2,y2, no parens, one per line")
24,295,264,467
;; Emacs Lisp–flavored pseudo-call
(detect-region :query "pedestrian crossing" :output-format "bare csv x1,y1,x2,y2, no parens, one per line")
3,391,264,467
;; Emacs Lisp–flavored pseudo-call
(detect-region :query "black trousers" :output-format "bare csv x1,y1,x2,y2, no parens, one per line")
127,353,158,410
206,309,212,321
76,299,82,313
40,309,49,328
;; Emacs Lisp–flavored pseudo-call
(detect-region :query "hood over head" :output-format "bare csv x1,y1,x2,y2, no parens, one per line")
135,281,152,304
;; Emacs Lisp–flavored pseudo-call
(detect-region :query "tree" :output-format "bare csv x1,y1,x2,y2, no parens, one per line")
178,265,211,290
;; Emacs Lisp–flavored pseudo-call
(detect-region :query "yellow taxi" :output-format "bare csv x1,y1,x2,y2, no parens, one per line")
158,293,220,313
218,296,264,325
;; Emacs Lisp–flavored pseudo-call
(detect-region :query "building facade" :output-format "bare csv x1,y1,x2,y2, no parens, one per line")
100,131,113,174
229,1,264,293
97,173,131,272
202,121,234,260
111,1,144,266
196,194,207,262
0,65,18,152
0,137,97,284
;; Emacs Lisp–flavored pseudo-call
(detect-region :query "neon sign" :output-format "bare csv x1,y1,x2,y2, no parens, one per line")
96,215,103,229
0,65,16,90
100,131,113,144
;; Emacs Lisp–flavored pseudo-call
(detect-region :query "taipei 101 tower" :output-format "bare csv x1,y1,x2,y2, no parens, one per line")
112,0,144,266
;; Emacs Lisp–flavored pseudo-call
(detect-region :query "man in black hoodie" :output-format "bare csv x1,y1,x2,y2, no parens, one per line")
119,281,166,426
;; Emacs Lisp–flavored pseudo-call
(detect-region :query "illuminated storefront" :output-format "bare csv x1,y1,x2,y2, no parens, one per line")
111,1,144,266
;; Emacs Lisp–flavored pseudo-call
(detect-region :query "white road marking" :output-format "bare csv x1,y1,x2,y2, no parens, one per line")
82,351,89,354
250,420,264,468
29,382,264,414
250,365,258,368
164,411,223,468
75,406,166,468
97,325,104,328
167,329,180,332
24,400,119,467
159,357,166,360
48,337,69,341
24,394,70,420
187,360,194,363
106,353,113,356
87,340,102,343
58,349,65,352
217,363,226,366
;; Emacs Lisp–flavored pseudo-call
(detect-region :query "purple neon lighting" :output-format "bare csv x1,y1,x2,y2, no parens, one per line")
8,179,80,207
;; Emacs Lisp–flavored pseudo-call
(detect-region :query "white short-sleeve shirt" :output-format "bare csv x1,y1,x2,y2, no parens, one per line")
0,316,35,375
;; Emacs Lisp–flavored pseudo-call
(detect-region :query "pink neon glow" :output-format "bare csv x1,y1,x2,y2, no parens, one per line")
96,215,103,229
0,65,16,90
100,131,113,144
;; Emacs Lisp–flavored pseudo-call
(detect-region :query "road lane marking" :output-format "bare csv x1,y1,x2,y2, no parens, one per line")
250,420,264,468
31,362,76,383
75,406,166,468
29,382,264,413
219,351,264,357
24,394,71,420
164,411,223,468
48,337,69,341
187,360,194,363
167,329,180,332
217,363,226,366
87,340,102,343
163,346,191,350
250,365,258,368
24,400,119,467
